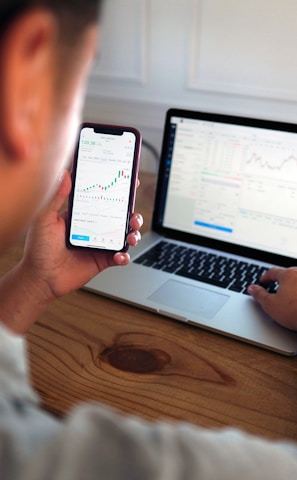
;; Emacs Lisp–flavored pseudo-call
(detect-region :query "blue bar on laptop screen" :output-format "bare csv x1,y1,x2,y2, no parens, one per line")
72,234,90,241
194,220,233,233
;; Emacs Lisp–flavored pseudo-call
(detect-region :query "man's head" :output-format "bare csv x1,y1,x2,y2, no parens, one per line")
0,1,101,42
0,0,102,251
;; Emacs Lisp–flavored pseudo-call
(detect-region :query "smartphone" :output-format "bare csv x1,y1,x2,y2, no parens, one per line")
66,123,141,252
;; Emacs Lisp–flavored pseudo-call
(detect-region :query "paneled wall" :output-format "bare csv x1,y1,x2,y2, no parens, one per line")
83,0,297,171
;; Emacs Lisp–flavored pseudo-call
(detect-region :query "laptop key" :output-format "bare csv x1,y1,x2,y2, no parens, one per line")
267,281,279,293
243,280,279,296
175,269,231,288
229,283,244,293
134,241,276,296
163,265,179,273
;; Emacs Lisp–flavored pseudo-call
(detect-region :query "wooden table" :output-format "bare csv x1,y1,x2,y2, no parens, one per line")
1,173,297,442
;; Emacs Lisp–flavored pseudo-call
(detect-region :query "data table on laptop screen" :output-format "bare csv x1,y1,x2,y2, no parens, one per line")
163,116,297,258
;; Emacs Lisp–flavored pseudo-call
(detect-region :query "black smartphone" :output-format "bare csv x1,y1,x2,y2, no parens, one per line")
66,123,141,252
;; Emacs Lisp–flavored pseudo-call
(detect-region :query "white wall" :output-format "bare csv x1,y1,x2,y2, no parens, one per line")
83,0,297,172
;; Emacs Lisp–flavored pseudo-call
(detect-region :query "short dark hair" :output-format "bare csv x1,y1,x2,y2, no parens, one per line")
0,0,102,43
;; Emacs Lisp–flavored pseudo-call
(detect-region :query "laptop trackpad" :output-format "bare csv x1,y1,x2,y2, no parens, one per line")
148,279,229,320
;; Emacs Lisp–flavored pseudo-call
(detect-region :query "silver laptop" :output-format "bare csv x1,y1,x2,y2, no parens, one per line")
85,108,297,356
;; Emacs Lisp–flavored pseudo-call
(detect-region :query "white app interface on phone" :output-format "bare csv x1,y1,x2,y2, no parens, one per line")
70,127,136,250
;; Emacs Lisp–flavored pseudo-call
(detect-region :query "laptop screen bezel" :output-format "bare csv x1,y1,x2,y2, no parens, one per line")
152,108,297,268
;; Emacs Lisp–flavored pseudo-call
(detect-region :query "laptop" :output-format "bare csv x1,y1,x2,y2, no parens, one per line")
85,108,297,356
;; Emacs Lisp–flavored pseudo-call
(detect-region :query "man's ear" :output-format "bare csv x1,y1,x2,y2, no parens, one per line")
0,9,58,161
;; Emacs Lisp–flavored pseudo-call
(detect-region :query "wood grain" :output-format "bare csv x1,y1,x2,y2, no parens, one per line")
1,172,297,442
26,291,297,441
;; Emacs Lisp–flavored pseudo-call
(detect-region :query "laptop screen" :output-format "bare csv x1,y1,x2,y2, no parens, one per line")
154,109,297,262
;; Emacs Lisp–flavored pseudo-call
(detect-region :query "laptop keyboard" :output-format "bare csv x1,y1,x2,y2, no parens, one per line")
134,240,278,295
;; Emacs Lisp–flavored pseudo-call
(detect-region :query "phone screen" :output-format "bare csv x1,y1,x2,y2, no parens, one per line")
67,124,140,251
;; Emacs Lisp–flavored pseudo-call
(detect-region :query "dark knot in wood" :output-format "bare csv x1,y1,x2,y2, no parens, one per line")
101,345,171,374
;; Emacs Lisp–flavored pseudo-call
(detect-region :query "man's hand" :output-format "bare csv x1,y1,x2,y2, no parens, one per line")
23,171,143,301
248,267,297,330
0,171,143,333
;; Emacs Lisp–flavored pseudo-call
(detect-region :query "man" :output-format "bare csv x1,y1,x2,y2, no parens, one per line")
0,1,296,479
248,269,297,330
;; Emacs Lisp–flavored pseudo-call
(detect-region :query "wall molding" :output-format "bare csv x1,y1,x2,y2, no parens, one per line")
91,0,149,86
186,0,297,102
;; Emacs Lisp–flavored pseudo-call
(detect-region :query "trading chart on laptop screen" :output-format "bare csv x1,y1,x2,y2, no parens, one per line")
163,115,297,258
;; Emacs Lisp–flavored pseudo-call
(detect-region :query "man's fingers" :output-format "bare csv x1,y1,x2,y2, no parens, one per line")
248,283,282,319
129,213,143,231
45,171,72,215
259,266,286,284
127,230,141,247
113,252,130,266
247,284,271,306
